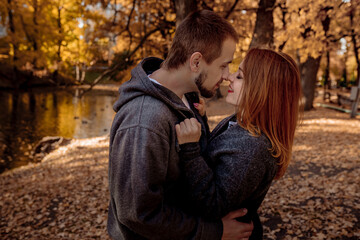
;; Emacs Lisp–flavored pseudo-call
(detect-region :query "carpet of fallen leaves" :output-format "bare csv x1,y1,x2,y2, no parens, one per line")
258,108,360,240
1,107,359,239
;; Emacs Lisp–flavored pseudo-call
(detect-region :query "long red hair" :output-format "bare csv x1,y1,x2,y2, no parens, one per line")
237,48,302,179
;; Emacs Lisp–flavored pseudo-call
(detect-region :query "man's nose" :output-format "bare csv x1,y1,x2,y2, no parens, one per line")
226,73,235,83
222,72,230,82
223,77,231,83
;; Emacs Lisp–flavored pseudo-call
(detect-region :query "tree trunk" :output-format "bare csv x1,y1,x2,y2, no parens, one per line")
32,0,39,64
300,56,321,111
298,7,331,111
76,65,80,82
321,6,331,99
7,0,19,88
54,6,63,85
80,65,86,83
349,0,359,118
174,0,198,27
323,50,330,100
278,1,288,51
249,0,276,49
353,43,360,86
350,0,360,86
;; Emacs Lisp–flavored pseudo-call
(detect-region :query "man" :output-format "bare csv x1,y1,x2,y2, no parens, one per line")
107,10,253,239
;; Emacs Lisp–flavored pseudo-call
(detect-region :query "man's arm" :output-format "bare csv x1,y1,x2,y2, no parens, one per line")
222,209,253,240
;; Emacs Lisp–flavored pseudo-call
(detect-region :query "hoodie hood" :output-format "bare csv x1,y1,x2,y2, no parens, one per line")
113,57,193,119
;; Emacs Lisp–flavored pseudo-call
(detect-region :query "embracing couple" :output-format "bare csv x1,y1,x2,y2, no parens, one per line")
107,10,302,240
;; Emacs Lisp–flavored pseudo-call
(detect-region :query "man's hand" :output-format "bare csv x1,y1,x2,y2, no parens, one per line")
222,209,254,240
175,118,202,145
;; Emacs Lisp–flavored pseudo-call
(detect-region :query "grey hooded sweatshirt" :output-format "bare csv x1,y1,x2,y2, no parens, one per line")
107,57,222,240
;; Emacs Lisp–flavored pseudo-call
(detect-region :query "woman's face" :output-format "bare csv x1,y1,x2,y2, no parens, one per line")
225,61,244,106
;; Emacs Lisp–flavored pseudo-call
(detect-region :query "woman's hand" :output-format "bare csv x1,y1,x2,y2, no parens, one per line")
175,118,202,145
193,97,206,116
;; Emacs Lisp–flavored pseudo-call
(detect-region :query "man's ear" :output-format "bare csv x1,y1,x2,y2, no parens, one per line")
189,52,202,72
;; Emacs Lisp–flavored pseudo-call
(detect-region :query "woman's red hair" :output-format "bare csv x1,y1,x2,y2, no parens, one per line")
237,48,303,179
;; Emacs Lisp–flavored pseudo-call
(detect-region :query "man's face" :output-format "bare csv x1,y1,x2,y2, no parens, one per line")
196,38,236,98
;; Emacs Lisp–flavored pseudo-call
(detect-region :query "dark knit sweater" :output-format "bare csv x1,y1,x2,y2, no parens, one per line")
180,114,279,239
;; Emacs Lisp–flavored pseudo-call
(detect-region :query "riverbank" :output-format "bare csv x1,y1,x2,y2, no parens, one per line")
1,102,359,239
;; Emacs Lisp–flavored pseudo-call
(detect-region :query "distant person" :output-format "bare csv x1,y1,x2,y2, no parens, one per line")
107,10,253,239
176,48,303,239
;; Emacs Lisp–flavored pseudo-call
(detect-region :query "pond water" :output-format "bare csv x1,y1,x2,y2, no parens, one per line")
0,87,118,173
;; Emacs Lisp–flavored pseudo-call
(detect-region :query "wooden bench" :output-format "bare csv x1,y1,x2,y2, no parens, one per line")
337,93,353,107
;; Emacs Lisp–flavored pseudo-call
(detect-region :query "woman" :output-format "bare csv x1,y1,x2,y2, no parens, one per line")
176,48,302,239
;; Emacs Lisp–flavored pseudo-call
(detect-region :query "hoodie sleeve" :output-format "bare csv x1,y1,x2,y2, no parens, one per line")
108,126,222,240
178,132,274,220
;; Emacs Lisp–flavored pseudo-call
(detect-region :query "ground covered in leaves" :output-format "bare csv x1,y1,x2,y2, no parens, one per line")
259,108,360,239
1,106,359,239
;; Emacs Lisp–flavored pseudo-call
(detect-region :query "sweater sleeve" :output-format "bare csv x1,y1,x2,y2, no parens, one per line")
108,126,222,240
179,134,271,220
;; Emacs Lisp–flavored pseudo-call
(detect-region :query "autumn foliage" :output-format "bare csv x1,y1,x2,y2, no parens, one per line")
0,0,359,110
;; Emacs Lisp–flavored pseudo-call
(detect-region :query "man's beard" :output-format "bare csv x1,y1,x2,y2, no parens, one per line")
195,72,215,98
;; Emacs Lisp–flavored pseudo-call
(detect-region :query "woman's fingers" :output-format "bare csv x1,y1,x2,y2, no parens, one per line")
194,98,206,116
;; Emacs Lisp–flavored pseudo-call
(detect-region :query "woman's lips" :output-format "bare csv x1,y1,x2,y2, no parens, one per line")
228,86,234,93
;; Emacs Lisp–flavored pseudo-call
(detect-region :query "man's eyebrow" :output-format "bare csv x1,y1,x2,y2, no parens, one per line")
223,60,233,65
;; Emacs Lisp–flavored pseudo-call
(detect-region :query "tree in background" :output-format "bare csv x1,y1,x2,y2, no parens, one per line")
87,0,259,90
275,0,346,110
0,0,107,87
249,0,276,49
347,0,360,117
0,0,359,115
348,0,360,86
174,0,197,26
0,0,257,87
81,0,178,90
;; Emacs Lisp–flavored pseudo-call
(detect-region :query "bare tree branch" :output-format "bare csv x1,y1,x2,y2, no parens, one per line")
224,0,240,19
112,0,119,26
201,1,213,11
277,1,288,51
80,26,162,95
115,0,136,39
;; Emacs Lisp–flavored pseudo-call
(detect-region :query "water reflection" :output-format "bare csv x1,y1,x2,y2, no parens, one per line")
0,87,118,173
